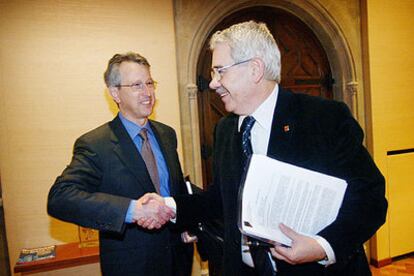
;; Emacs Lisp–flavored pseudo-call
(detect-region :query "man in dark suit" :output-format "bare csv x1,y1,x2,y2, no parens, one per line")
47,52,193,276
140,21,387,275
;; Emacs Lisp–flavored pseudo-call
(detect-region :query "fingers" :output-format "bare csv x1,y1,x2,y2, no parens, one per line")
134,193,175,230
137,217,162,230
148,219,162,230
140,193,163,205
269,223,299,264
270,246,294,264
158,204,175,221
279,223,298,240
270,223,326,264
181,231,198,243
137,217,147,226
144,199,174,221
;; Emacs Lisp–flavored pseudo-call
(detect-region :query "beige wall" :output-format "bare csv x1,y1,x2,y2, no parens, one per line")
365,0,414,262
368,0,414,153
0,0,182,274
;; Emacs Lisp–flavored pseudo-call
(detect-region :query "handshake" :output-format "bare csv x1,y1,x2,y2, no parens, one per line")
132,193,175,230
132,193,198,243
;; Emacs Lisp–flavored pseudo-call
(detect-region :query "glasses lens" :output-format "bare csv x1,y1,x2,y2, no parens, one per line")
126,81,157,92
131,83,144,91
210,68,220,81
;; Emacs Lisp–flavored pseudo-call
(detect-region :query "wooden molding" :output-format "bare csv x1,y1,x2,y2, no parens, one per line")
370,257,392,268
14,242,99,274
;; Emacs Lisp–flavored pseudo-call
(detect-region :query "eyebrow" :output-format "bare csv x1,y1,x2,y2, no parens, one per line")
131,79,154,83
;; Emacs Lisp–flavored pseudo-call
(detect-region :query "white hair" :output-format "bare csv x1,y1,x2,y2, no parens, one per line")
209,21,281,83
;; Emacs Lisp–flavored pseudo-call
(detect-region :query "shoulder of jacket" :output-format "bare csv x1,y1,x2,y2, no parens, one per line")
77,121,112,142
149,119,175,135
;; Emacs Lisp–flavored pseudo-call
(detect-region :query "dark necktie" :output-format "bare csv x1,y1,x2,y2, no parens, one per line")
240,116,276,275
240,116,256,164
139,129,160,194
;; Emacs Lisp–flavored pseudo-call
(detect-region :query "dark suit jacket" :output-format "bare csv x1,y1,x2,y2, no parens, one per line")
48,116,192,276
175,88,387,276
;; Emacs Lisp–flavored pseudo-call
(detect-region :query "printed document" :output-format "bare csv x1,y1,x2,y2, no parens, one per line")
239,154,347,246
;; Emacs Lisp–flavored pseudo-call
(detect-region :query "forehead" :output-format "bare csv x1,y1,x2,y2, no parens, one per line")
118,61,151,81
211,43,233,67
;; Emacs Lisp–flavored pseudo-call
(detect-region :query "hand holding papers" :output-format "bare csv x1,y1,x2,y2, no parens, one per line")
239,154,347,247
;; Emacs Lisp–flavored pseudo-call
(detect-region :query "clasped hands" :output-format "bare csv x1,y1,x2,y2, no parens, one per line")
132,193,198,242
132,193,174,230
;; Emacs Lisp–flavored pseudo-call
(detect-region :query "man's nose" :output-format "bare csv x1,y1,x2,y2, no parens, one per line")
209,76,221,90
142,85,151,96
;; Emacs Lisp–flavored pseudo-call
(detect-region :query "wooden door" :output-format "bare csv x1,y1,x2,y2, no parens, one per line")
197,6,333,188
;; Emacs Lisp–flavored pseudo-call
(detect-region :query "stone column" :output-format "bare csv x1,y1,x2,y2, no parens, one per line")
186,83,203,188
346,81,358,118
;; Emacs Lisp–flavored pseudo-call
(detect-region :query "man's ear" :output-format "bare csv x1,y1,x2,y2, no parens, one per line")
109,87,121,104
251,58,265,83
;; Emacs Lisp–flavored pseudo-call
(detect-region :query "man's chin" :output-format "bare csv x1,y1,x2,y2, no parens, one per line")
223,103,234,113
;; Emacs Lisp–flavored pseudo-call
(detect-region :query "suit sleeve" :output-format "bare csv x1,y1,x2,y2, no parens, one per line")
174,182,222,228
317,102,387,266
174,123,224,228
47,136,131,234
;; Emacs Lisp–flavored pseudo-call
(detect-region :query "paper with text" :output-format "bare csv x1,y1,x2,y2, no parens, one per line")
239,154,347,246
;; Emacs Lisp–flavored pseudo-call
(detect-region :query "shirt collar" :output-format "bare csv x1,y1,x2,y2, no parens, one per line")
118,112,152,139
238,84,279,132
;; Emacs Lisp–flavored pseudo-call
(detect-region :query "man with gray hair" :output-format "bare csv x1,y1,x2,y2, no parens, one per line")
48,52,193,276
140,21,387,275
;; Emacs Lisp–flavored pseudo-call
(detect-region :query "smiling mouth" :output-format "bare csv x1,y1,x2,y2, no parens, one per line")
140,96,152,105
216,90,229,97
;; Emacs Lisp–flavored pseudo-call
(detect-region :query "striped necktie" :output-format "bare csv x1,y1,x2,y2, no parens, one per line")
240,116,256,164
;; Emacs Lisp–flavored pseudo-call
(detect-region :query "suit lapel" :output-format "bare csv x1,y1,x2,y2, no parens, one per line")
232,116,244,175
109,116,156,193
267,88,295,161
226,115,244,189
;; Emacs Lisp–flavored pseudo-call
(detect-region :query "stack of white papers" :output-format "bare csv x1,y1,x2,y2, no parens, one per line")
239,154,347,246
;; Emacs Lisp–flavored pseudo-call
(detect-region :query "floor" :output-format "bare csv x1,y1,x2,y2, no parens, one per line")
371,255,414,275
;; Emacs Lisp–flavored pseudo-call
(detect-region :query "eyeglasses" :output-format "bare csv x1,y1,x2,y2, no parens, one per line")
210,59,252,81
117,80,157,92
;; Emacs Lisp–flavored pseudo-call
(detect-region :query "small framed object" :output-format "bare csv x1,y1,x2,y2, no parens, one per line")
78,227,99,248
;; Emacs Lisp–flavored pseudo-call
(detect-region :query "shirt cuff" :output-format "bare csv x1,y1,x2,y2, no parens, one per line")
164,197,177,223
313,235,336,266
125,200,137,223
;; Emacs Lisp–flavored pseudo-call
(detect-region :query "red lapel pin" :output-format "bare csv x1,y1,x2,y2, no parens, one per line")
283,125,290,132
